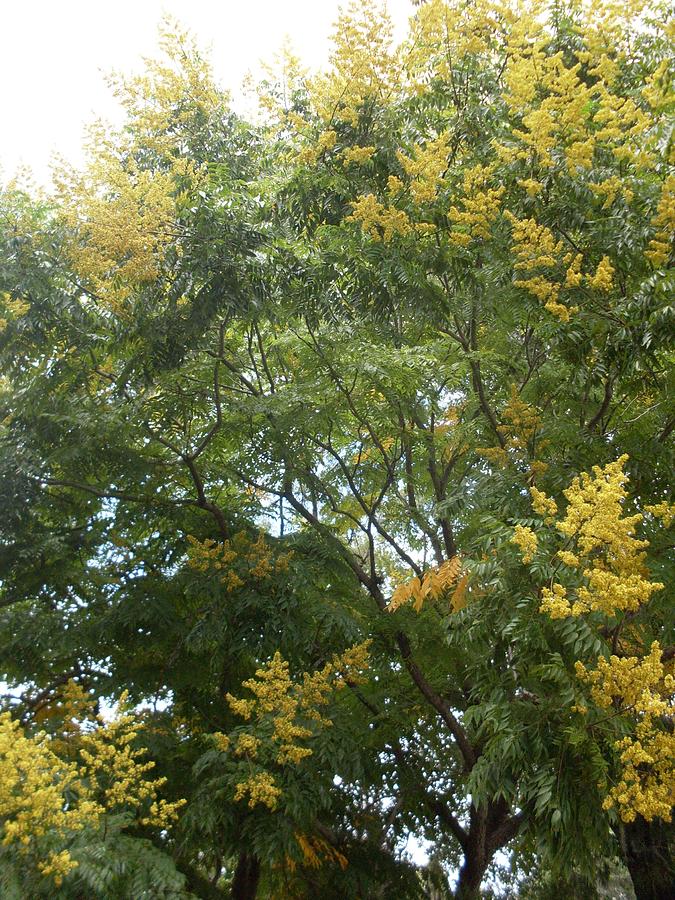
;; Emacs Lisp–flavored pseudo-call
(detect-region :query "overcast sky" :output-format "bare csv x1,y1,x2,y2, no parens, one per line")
1,0,413,186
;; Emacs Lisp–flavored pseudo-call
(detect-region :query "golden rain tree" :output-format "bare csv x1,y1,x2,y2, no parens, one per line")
0,2,673,898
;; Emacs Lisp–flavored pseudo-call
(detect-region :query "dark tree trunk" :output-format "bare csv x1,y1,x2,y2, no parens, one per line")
453,800,523,899
455,856,488,900
454,805,489,900
622,818,674,900
231,852,260,900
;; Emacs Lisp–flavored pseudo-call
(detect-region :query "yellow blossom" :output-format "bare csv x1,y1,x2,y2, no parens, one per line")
517,178,543,198
310,0,399,127
557,550,580,567
297,130,337,165
540,456,664,618
234,733,260,758
234,771,282,810
295,832,348,871
449,164,505,245
644,501,675,529
38,850,79,885
346,193,411,242
505,212,580,321
0,293,30,332
405,0,504,84
577,643,675,823
589,176,633,209
342,145,376,166
563,252,584,288
540,582,572,619
506,213,561,268
186,531,293,593
212,732,230,752
0,694,184,887
52,23,221,311
511,525,538,563
397,132,451,205
587,255,615,292
222,643,371,808
645,176,675,267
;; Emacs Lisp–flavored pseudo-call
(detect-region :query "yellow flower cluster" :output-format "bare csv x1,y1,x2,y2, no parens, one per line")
530,460,550,482
388,556,461,613
311,0,399,127
346,193,411,242
254,39,309,129
644,176,674,267
511,525,538,563
405,0,506,84
297,129,337,166
593,86,652,166
0,713,98,885
506,212,580,322
534,454,672,820
575,0,651,60
500,3,655,174
108,19,223,158
52,23,221,311
530,486,558,519
34,677,98,751
186,531,293,593
506,212,559,276
448,164,505,247
234,733,260,758
397,132,451,205
503,47,596,171
38,849,78,885
645,501,675,529
55,155,179,311
476,445,510,468
558,456,640,556
342,145,376,167
540,456,664,618
222,643,370,808
589,176,633,210
539,582,572,620
0,687,184,887
642,57,672,113
497,385,542,452
576,642,675,823
478,385,546,473
79,698,185,827
0,292,30,332
234,772,282,811
587,256,614,292
517,177,544,198
212,732,230,752
563,253,584,289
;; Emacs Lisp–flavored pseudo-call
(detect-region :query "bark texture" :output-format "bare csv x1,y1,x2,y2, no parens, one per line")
623,818,674,900
231,852,260,900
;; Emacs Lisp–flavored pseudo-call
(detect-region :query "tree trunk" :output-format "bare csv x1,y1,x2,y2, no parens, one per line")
455,807,488,900
622,818,674,900
231,852,260,900
455,854,488,900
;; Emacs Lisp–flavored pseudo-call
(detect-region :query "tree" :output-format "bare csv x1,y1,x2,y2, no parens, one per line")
1,2,673,897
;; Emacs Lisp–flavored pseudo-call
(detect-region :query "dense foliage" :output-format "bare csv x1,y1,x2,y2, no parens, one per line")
1,1,673,897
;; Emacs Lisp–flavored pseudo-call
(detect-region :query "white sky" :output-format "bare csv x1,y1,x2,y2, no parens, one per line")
0,0,414,186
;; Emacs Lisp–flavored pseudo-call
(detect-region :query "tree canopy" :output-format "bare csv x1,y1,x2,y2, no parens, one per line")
0,1,673,897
